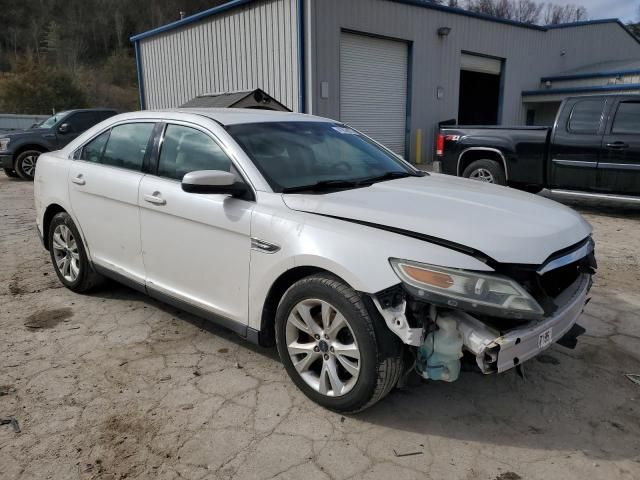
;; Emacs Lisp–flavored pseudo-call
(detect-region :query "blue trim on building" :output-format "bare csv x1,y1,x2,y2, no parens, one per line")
297,0,306,113
134,41,146,109
522,84,640,97
541,69,640,83
546,19,640,46
130,0,254,42
129,0,638,46
389,0,545,30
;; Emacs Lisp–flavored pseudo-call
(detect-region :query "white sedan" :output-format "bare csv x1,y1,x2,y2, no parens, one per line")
34,109,596,412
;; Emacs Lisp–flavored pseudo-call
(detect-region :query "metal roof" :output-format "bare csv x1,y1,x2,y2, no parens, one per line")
130,0,638,43
180,89,291,111
541,59,640,82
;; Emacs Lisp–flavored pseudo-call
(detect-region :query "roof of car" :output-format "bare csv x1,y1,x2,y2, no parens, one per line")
164,108,334,126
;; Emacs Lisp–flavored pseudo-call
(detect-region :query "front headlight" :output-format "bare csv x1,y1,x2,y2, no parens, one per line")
390,258,544,320
0,138,10,152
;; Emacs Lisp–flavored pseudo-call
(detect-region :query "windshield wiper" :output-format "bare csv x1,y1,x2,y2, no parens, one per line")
281,179,364,194
358,170,425,185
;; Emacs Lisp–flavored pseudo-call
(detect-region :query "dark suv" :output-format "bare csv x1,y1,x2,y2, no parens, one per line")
1,109,117,180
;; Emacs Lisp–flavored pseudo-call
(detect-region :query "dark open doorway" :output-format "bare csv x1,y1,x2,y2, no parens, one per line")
458,70,501,125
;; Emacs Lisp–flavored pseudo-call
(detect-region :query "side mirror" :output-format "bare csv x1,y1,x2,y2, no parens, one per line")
58,123,71,134
181,170,249,196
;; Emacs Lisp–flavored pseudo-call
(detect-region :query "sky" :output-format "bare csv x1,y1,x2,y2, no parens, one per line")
544,0,638,22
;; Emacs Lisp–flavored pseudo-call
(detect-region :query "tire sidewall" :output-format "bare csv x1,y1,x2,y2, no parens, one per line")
16,150,42,180
48,212,91,291
463,159,506,185
275,277,379,412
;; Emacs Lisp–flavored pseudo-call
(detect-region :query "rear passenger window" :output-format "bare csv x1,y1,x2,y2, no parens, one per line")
101,123,155,171
612,102,640,134
65,112,97,133
80,130,110,162
158,125,232,180
568,99,605,134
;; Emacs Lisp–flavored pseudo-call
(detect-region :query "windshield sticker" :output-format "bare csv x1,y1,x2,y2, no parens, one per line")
332,126,357,135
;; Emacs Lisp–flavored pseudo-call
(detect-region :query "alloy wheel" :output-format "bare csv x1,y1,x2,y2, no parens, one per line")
20,154,38,178
52,224,80,282
469,168,495,183
285,298,361,397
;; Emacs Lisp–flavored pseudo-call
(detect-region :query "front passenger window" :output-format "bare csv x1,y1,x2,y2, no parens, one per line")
158,124,232,180
81,130,110,162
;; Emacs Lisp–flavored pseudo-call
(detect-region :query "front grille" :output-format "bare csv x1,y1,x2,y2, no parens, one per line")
539,260,582,298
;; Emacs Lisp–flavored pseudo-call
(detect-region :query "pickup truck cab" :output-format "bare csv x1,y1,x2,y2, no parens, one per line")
437,95,640,196
0,108,117,180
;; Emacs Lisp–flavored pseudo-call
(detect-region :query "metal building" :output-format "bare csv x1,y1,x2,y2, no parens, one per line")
131,0,640,162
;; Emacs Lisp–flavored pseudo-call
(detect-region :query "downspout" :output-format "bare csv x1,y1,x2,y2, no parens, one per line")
297,0,306,113
134,40,147,110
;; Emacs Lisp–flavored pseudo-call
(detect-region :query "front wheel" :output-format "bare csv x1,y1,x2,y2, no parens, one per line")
15,150,42,180
48,212,102,292
275,274,403,413
462,159,506,186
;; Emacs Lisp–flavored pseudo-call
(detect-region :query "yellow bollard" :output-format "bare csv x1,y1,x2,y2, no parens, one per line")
415,128,423,165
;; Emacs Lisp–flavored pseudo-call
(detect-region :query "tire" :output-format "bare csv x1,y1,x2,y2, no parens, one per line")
462,159,506,186
275,273,403,413
15,149,42,180
48,212,102,293
3,168,18,178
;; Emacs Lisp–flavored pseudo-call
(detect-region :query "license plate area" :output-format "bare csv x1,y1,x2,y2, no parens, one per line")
538,327,553,349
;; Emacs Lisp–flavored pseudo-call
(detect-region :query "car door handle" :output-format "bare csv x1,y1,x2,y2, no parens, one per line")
144,193,166,205
606,142,629,150
71,175,85,185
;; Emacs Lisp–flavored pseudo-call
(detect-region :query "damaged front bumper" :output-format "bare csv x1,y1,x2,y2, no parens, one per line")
454,273,591,373
374,272,592,378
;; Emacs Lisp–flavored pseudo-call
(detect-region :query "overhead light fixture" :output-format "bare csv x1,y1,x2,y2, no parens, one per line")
437,27,452,37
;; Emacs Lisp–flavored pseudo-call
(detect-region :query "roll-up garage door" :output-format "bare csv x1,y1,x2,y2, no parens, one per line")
340,32,408,156
461,53,502,75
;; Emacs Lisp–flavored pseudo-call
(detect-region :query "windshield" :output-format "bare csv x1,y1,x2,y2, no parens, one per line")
226,122,415,192
33,111,71,129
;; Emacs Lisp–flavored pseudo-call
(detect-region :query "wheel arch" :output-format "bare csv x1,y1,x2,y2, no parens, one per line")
457,147,509,180
258,266,348,347
15,143,48,157
42,204,68,250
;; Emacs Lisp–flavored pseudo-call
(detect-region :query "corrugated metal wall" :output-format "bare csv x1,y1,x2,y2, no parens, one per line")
309,0,640,162
138,0,300,111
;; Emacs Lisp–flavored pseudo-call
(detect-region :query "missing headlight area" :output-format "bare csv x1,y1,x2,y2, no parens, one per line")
375,246,595,382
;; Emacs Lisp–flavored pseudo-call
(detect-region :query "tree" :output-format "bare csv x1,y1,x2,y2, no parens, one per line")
0,59,87,114
543,3,587,24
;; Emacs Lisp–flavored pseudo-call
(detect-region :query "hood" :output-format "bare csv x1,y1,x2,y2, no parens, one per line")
282,174,592,265
0,128,38,139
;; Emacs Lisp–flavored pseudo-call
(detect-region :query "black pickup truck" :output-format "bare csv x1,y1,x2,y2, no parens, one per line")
0,108,116,180
437,95,640,196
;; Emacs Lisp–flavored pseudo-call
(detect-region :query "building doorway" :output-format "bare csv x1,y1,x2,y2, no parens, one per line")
458,53,503,125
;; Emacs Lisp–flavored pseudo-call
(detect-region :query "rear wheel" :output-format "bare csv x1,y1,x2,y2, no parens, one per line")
462,159,506,186
3,168,18,178
48,212,102,292
275,274,403,413
15,150,42,180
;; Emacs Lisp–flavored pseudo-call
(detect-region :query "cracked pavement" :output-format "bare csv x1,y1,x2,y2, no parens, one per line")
1,175,640,480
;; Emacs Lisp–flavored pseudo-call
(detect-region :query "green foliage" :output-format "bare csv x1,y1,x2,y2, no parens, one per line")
0,59,87,114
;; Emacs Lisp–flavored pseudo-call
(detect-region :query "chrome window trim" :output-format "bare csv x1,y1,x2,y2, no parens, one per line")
598,162,640,171
457,147,509,180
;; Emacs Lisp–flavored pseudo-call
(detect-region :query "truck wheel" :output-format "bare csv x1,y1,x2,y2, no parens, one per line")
15,150,42,180
3,168,19,178
275,274,403,413
462,159,506,186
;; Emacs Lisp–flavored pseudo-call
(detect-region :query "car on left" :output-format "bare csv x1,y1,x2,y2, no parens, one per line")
0,108,117,180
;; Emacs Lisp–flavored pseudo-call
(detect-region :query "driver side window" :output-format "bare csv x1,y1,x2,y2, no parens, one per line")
158,124,232,181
